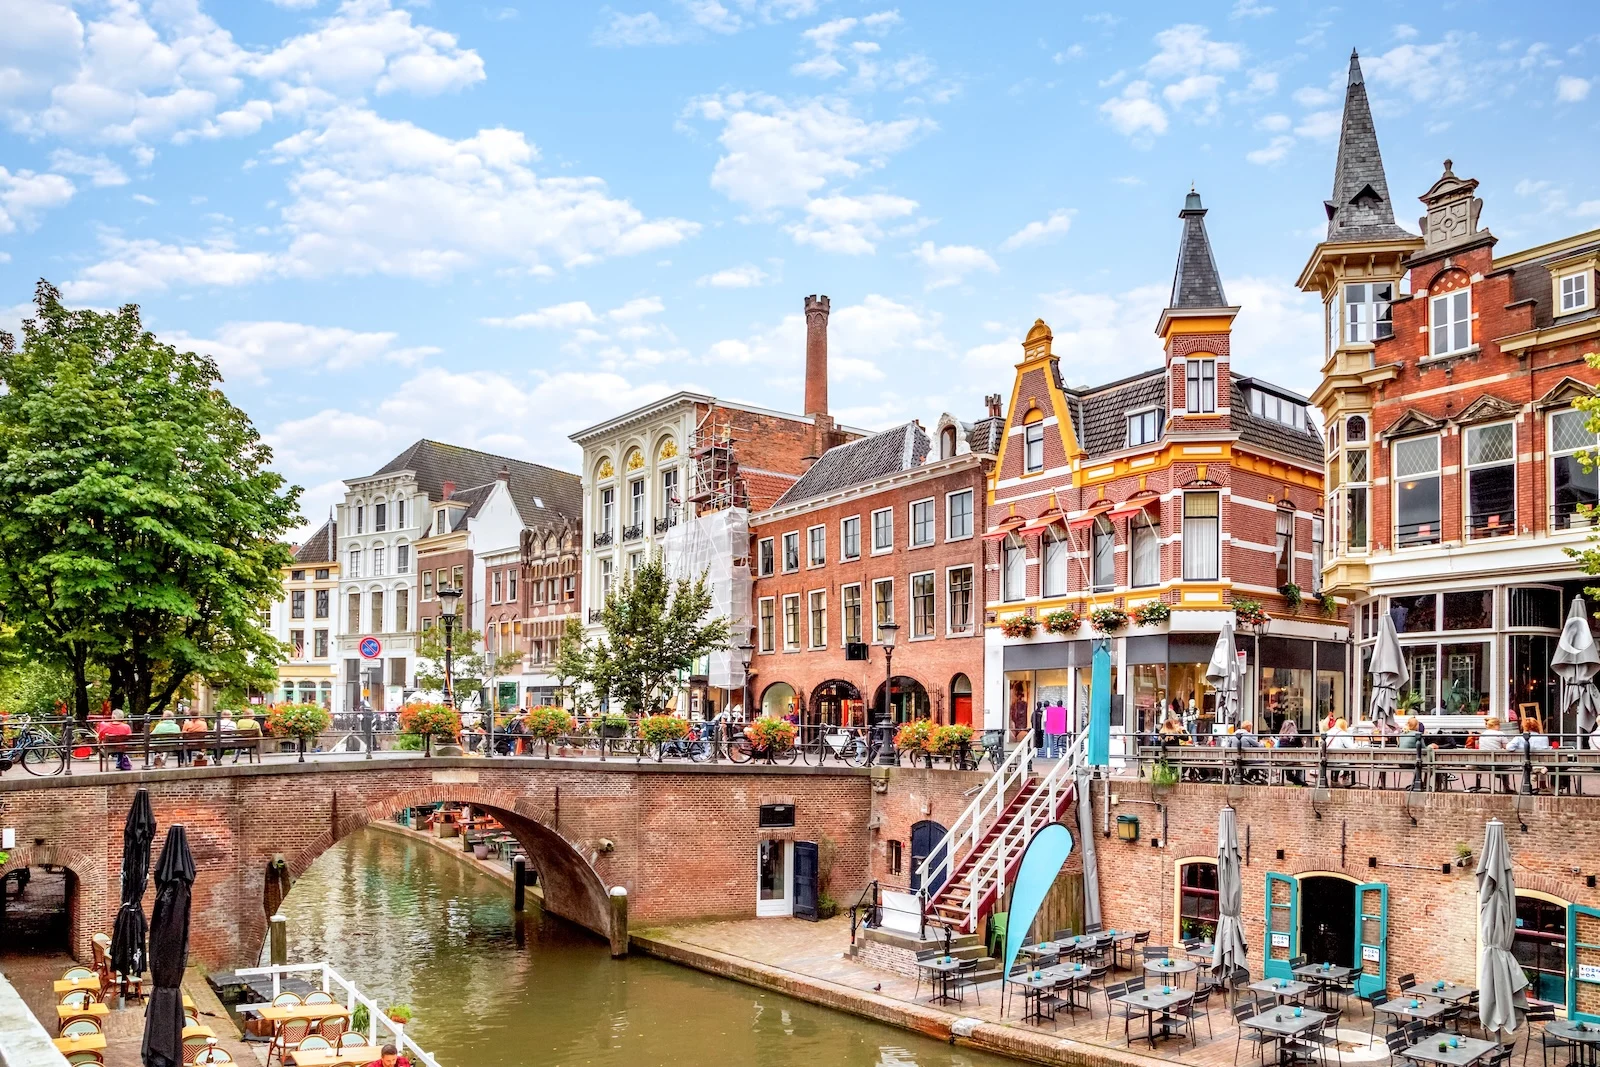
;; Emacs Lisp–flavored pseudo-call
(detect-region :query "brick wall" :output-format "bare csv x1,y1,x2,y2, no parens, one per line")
866,766,993,885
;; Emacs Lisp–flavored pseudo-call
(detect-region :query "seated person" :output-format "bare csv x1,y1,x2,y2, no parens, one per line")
99,709,135,770
366,1044,410,1067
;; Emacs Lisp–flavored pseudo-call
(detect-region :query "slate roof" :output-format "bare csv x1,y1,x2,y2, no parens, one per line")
293,519,337,564
443,482,496,531
1325,51,1416,244
367,439,580,527
1171,190,1228,309
1507,233,1600,329
773,422,930,507
1230,380,1325,464
966,416,1005,455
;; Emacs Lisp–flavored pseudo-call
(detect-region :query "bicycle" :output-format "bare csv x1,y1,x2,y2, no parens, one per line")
799,725,869,767
657,723,714,763
0,717,69,776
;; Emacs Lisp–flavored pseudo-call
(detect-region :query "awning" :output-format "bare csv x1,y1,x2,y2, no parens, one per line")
1109,495,1160,519
1067,501,1114,529
1021,511,1067,534
981,519,1026,541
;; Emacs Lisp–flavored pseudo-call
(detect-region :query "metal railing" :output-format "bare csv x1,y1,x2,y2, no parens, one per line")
621,524,644,542
234,962,440,1067
1551,502,1600,532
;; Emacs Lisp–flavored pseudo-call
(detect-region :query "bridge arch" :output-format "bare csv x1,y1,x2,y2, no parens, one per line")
0,840,109,963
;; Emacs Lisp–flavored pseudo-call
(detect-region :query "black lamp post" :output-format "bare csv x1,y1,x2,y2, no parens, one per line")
876,622,899,765
438,585,462,709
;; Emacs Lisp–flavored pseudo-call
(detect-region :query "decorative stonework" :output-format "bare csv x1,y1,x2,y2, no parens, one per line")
597,458,614,479
1454,395,1521,426
1418,160,1485,253
626,449,645,471
1168,333,1230,359
658,438,678,460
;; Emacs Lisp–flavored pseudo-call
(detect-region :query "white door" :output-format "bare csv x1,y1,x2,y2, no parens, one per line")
756,839,792,917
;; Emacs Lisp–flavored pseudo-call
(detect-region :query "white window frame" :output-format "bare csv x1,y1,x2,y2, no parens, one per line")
757,536,775,577
1126,407,1161,447
1042,527,1068,598
1429,289,1472,356
909,570,936,640
946,489,974,541
782,593,801,651
1090,518,1115,592
1181,491,1220,582
1344,281,1395,343
1002,533,1026,602
1550,407,1600,530
909,497,935,547
1274,508,1295,589
781,530,800,573
629,477,646,527
946,565,975,636
1559,271,1592,314
1023,421,1045,472
841,582,863,645
758,596,776,653
1131,511,1160,588
841,515,861,561
1311,516,1324,595
492,570,502,604
871,507,895,555
1185,358,1217,414
807,589,827,649
806,524,827,568
1393,434,1443,547
600,487,615,535
1464,420,1516,539
872,577,895,643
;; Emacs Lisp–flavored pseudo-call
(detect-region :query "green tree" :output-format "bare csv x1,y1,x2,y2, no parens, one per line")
572,551,730,714
1568,355,1600,599
0,282,299,718
414,624,522,703
550,616,596,714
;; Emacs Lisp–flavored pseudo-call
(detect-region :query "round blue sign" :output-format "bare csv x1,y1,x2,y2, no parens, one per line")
359,636,382,659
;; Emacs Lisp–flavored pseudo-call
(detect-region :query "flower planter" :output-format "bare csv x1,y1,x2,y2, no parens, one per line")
472,843,489,860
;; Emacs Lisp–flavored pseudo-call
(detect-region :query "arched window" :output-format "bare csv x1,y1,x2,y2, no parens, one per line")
1042,526,1068,597
1177,860,1219,942
395,540,410,574
1002,534,1026,602
940,425,957,460
370,542,387,577
1346,415,1367,443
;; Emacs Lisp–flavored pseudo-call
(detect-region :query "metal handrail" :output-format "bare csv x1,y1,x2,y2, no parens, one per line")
235,961,441,1067
910,728,1037,900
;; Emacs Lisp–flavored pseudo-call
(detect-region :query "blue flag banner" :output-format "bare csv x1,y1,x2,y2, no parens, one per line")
1001,822,1076,986
1088,638,1111,766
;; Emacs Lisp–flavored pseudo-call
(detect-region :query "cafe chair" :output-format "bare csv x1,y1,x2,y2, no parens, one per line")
1486,1047,1514,1067
1053,929,1076,943
1367,992,1391,1038
1179,985,1215,1043
951,959,982,1006
269,1020,314,1067
63,967,97,981
1103,980,1131,1038
1301,1008,1344,1067
318,1017,348,1044
64,1052,103,1067
1037,979,1071,1031
1383,1030,1413,1067
1394,974,1417,994
195,1050,232,1064
61,1019,103,1038
303,992,336,1005
1232,1003,1276,1066
338,1033,368,1048
1144,945,1173,960
912,949,942,1000
181,1035,212,1066
1523,1006,1560,1067
296,1037,332,1052
1289,956,1309,970
59,989,99,1009
272,992,303,1008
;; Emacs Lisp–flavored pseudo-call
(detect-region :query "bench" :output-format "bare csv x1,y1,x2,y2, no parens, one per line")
96,729,264,770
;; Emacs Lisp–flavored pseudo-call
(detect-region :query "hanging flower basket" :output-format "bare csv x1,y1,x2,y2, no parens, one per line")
928,723,976,756
1042,609,1081,635
894,719,934,753
397,702,461,742
1000,614,1037,638
1089,606,1128,634
1233,599,1271,628
745,716,796,752
638,714,690,744
1279,583,1303,612
1131,601,1171,627
264,702,331,742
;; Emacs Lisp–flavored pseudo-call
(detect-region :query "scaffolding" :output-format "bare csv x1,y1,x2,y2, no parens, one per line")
687,412,749,513
661,506,751,691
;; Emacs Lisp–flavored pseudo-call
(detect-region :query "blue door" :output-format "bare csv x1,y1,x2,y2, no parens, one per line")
1569,904,1600,1022
910,820,949,895
793,841,819,922
1264,873,1299,981
1354,882,1388,999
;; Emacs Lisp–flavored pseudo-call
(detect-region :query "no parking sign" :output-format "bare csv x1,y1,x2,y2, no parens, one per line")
359,636,382,659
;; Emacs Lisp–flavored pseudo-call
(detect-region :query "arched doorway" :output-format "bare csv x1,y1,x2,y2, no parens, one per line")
909,820,948,895
871,676,930,723
950,674,973,727
1263,871,1387,995
1300,874,1357,968
760,682,797,719
0,866,74,954
810,680,864,727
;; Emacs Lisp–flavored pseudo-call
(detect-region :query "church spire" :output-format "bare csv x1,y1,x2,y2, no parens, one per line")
1169,187,1228,310
1325,50,1413,242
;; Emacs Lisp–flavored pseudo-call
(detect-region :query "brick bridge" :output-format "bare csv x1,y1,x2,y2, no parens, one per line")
0,757,876,968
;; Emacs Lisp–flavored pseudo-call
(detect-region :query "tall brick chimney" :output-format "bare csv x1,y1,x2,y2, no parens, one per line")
803,294,830,417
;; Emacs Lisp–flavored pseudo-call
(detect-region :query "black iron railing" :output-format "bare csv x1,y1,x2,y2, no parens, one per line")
622,523,644,541
592,531,614,547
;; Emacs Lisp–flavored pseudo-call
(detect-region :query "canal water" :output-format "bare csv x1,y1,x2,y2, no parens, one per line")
272,827,1013,1067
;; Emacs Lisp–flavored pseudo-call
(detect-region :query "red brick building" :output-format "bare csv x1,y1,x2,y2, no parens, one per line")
983,191,1344,747
1304,51,1600,729
748,410,1000,728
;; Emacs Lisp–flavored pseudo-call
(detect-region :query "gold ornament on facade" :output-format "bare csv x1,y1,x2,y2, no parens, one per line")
598,458,614,479
626,450,645,471
659,438,678,460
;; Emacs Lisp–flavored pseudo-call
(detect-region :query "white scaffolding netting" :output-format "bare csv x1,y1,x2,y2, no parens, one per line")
662,507,751,690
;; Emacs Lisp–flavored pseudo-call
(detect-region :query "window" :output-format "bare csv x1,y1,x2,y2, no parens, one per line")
1132,512,1160,588
600,558,614,600
758,598,775,652
1430,289,1471,356
1091,518,1115,591
1181,492,1220,581
291,590,306,619
436,568,449,594
396,544,409,574
873,578,894,641
370,591,383,632
758,537,775,576
423,615,435,633
1551,408,1598,530
888,839,902,876
289,629,305,658
1178,862,1220,942
947,490,973,540
782,594,801,651
807,525,826,567
564,575,575,601
661,467,679,522
1394,436,1442,546
947,566,973,635
315,568,329,580
911,572,935,638
532,577,543,603
910,499,935,546
315,588,329,618
394,588,408,632
390,658,406,687
1185,358,1217,414
355,505,364,535
782,531,800,572
630,478,645,526
291,569,305,582
1127,408,1161,446
347,592,361,632
1346,446,1370,551
842,584,863,644
871,508,894,553
600,487,615,535
435,510,446,535
374,502,387,532
347,547,361,579
841,516,861,560
1347,415,1367,443
1274,508,1295,589
397,499,405,530
1311,517,1324,595
1002,534,1026,601
1344,282,1394,343
372,546,386,577
1465,422,1515,538
1024,421,1045,472
1516,896,1570,1007
1042,527,1068,597
492,571,502,603
1560,272,1590,314
507,571,517,600
314,629,329,658
809,591,827,648
1249,390,1308,430
628,550,643,575
1327,296,1340,356
940,425,957,459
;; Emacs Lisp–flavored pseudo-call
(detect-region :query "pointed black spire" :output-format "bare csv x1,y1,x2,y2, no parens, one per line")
1325,50,1413,242
1170,187,1228,310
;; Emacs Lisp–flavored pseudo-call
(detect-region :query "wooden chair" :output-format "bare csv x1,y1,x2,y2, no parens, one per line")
296,1036,332,1052
318,1017,348,1044
61,1019,103,1039
181,1035,212,1066
63,967,97,981
64,1053,104,1067
195,1049,232,1064
269,1019,313,1067
303,992,336,1005
338,1033,368,1048
272,992,303,1008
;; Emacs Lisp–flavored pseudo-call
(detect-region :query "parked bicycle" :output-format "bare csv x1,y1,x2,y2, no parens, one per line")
796,725,869,767
0,716,70,776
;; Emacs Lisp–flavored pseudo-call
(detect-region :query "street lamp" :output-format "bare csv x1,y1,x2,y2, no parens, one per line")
438,585,462,710
876,622,899,765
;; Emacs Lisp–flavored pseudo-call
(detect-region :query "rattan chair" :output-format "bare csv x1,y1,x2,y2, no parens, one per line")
269,1019,313,1067
296,1036,332,1052
303,992,336,1005
195,1049,233,1064
272,992,303,1008
318,1016,348,1044
64,1052,103,1067
63,967,97,981
60,989,98,1008
338,1032,368,1048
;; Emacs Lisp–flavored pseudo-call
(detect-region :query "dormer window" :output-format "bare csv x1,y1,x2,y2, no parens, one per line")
434,510,446,535
1127,408,1162,447
1249,389,1307,430
1560,271,1591,314
940,425,957,459
1185,359,1216,414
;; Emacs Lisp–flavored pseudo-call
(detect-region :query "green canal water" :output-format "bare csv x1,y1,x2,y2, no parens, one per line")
272,827,1014,1067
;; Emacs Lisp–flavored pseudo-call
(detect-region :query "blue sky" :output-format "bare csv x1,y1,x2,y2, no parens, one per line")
3,0,1598,532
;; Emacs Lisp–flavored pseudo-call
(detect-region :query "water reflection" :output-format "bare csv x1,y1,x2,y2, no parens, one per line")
274,827,1011,1067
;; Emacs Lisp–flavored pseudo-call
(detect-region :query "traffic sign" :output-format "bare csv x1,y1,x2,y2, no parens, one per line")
359,636,382,659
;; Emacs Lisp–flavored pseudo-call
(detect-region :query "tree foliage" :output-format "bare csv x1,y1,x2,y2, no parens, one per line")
413,623,522,700
0,283,299,718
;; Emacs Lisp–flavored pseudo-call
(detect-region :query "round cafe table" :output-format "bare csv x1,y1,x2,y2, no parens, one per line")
1144,958,1197,985
1547,1020,1600,1067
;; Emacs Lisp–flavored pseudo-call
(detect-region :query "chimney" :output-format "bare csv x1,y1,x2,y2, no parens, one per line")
441,481,455,500
497,464,510,482
804,294,830,417
986,394,1003,418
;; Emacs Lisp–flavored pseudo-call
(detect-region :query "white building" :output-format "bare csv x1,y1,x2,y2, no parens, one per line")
268,517,340,707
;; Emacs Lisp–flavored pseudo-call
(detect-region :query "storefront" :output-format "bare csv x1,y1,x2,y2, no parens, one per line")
810,680,865,727
872,676,931,723
1255,637,1347,733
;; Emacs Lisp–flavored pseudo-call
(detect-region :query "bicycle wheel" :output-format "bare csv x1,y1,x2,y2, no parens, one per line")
776,741,799,765
21,738,65,776
727,737,753,763
843,738,870,767
689,738,712,763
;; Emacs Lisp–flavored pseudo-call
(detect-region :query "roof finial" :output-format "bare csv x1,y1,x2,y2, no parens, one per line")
1442,158,1454,175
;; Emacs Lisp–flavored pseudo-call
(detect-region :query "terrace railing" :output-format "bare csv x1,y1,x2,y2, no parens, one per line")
234,961,441,1067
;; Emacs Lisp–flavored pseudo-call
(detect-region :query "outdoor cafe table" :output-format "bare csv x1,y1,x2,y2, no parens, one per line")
1144,958,1198,983
257,1004,352,1030
1250,978,1310,1004
1546,1020,1600,1066
1291,963,1354,1008
289,1047,387,1066
56,1003,110,1024
1008,964,1094,1022
1242,1007,1326,1067
53,1034,107,1054
1373,996,1450,1026
183,1025,216,1041
52,976,101,995
1401,1034,1498,1066
1408,980,1475,1003
915,956,963,1004
1112,986,1194,1048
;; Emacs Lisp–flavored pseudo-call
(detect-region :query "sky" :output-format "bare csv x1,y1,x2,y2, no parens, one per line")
3,0,1599,535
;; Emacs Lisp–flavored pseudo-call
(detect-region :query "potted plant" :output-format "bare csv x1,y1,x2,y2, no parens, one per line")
385,1004,413,1026
1131,601,1170,627
1233,599,1270,629
745,716,796,757
1089,606,1128,634
597,712,630,739
638,714,690,760
1280,583,1303,613
928,723,976,766
351,1004,370,1036
894,719,934,765
1454,842,1474,868
264,702,332,763
1042,609,1080,635
1000,614,1037,638
1151,759,1180,792
397,702,460,756
524,706,574,758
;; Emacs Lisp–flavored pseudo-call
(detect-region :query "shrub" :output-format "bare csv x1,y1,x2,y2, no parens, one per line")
393,733,423,751
1089,606,1128,634
745,716,796,751
1131,601,1170,626
263,702,331,741
928,723,976,756
397,702,460,741
351,1004,369,1034
1233,599,1270,628
597,712,630,733
1000,614,1036,638
1280,583,1303,612
894,718,934,753
1152,760,1180,788
638,714,690,744
1042,609,1080,635
524,706,573,742
385,1004,412,1024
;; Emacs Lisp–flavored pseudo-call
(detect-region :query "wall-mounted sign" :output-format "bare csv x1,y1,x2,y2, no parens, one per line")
1362,945,1380,962
1270,933,1290,948
1580,964,1600,983
359,636,382,659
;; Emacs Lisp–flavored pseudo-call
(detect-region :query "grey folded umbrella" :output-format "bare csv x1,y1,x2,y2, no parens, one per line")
1476,819,1529,1038
1554,597,1600,747
1210,806,1248,977
1205,621,1242,726
1369,613,1409,728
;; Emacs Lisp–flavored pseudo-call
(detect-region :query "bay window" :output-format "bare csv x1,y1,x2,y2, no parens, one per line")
1181,492,1219,581
1185,358,1217,414
1464,422,1515,538
1091,518,1115,591
1430,289,1471,356
1311,517,1324,595
1346,445,1370,551
1131,512,1160,588
1551,408,1599,529
1042,527,1068,597
1394,436,1441,546
1344,282,1394,343
1002,534,1026,601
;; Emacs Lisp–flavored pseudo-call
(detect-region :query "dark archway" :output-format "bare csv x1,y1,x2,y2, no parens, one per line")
871,676,930,723
0,866,74,954
1300,876,1356,968
809,680,864,727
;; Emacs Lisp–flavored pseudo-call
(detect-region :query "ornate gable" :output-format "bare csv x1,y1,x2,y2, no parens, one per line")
1535,377,1596,410
1454,395,1522,426
1381,408,1446,439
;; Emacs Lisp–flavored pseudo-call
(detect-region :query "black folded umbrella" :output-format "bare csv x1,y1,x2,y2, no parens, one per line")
111,789,156,982
142,825,196,1067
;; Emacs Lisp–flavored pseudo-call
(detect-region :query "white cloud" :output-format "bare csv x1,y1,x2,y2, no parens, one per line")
1144,24,1243,79
0,166,74,233
171,320,438,385
787,10,931,91
250,1,485,97
1292,85,1334,107
131,193,157,205
593,11,680,46
47,149,127,186
1162,73,1224,115
1230,0,1274,17
608,296,665,321
1293,109,1340,139
593,0,822,47
1256,113,1291,132
1246,136,1294,165
696,263,768,287
1000,208,1075,251
785,192,916,254
61,235,275,300
1100,80,1167,140
1576,200,1600,218
480,301,600,329
1557,75,1592,102
1393,24,1419,40
1363,34,1471,104
1053,45,1085,63
912,241,998,289
1225,276,1325,394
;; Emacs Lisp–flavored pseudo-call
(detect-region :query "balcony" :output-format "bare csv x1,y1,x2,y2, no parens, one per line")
1551,501,1600,532
653,515,677,535
588,608,603,623
1466,511,1516,539
593,531,614,548
622,523,644,542
1395,521,1441,548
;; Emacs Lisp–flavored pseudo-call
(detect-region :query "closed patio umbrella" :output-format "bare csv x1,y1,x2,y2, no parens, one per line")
1205,621,1242,726
1476,819,1528,1039
1369,613,1409,729
1554,596,1600,747
1210,806,1248,978
111,788,156,986
142,825,196,1067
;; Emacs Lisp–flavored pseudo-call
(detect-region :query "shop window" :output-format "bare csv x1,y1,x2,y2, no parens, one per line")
1002,534,1026,601
1405,641,1490,716
1390,593,1437,633
1091,518,1115,592
1514,896,1568,1008
1551,408,1599,530
1132,663,1167,736
1442,590,1493,631
1465,423,1516,538
1006,673,1034,738
1132,513,1160,588
1394,436,1441,546
1509,634,1558,734
1274,508,1295,589
1179,862,1220,942
1508,587,1562,629
1042,527,1068,597
1182,493,1220,581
